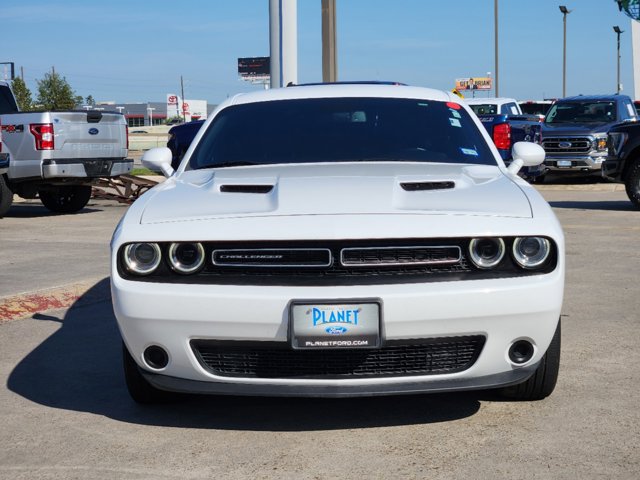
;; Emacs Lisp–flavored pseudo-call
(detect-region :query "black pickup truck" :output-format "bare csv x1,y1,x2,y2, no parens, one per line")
541,94,637,179
603,122,640,208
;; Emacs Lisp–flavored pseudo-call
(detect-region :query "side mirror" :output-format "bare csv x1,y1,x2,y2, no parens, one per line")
142,147,174,178
507,142,545,175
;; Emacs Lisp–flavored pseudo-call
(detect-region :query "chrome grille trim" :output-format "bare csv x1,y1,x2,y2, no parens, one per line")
212,248,333,268
340,245,462,267
542,136,593,154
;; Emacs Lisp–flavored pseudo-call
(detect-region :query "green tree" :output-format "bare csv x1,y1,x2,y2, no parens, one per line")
35,71,78,110
85,95,95,106
11,77,33,111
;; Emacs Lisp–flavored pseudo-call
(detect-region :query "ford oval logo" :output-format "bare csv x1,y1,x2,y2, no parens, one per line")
88,128,99,135
325,326,348,335
558,141,572,148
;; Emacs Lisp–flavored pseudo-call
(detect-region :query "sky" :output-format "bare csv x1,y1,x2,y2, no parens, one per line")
0,0,636,105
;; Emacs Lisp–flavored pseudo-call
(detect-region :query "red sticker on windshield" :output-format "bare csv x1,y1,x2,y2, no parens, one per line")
446,102,461,110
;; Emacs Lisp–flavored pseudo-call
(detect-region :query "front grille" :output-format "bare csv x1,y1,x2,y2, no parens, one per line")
341,246,461,266
118,238,559,286
191,336,486,379
542,136,592,154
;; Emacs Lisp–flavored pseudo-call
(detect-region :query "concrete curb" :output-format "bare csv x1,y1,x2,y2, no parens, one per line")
0,277,110,324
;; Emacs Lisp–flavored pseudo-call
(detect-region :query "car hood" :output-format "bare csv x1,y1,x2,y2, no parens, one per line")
140,163,532,224
541,122,612,136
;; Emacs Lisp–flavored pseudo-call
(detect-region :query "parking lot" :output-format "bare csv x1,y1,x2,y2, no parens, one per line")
0,186,639,479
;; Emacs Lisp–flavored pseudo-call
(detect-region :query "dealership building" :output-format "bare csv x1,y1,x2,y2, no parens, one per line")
95,97,216,127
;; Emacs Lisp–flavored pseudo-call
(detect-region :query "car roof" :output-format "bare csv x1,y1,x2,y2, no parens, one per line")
558,94,628,102
464,97,518,106
228,83,453,105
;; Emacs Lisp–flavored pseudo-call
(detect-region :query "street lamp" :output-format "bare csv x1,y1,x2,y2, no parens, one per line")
559,5,571,97
494,0,499,97
614,25,624,94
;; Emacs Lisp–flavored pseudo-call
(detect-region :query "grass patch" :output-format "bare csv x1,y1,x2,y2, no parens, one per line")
130,167,157,176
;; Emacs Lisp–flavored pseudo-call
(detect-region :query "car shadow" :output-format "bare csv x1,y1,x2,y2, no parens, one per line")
7,278,483,431
3,203,102,218
549,200,637,211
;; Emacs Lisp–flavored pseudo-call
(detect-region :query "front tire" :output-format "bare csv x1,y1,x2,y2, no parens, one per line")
122,342,178,404
0,175,13,217
39,185,92,213
499,319,561,401
625,161,640,209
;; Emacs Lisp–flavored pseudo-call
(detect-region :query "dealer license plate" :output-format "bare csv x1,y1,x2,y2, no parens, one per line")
290,301,381,349
557,160,572,168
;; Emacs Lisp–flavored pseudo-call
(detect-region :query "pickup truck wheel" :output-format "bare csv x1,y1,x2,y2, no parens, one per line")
39,185,92,213
498,319,561,401
122,342,179,404
0,176,13,217
625,161,640,209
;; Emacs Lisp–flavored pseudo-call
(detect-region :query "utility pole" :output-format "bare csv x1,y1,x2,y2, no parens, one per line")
180,75,186,123
559,6,571,97
494,0,499,97
322,0,337,83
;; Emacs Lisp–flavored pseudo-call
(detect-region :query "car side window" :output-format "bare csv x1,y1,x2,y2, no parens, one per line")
500,103,518,115
623,100,636,120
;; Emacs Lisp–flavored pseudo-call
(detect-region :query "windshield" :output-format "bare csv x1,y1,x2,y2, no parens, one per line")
545,101,616,124
520,103,551,116
189,97,496,169
467,104,498,116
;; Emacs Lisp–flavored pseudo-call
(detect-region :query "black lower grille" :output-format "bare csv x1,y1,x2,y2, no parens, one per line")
191,336,485,379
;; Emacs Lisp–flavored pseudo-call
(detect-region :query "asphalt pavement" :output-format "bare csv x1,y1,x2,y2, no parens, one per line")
0,187,639,479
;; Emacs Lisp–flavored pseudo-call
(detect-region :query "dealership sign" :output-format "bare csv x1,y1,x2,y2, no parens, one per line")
455,77,493,91
167,95,207,122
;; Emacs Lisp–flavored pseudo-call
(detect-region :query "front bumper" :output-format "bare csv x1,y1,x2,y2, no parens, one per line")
543,154,606,173
42,158,133,179
142,362,541,397
112,268,564,397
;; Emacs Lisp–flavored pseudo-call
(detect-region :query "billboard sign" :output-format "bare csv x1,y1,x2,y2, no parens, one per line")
455,77,493,91
238,57,270,81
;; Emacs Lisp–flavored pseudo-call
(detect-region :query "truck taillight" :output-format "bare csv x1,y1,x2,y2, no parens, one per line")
493,123,511,150
30,123,55,150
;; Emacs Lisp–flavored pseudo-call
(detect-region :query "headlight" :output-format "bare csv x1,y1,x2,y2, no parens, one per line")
468,238,505,269
512,237,551,269
123,243,161,275
594,136,608,152
168,242,205,274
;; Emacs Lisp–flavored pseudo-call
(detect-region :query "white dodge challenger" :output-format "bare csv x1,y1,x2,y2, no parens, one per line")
111,83,564,403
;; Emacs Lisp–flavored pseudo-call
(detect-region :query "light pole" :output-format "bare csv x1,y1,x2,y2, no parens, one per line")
494,0,499,97
147,107,155,127
614,26,624,93
559,6,571,98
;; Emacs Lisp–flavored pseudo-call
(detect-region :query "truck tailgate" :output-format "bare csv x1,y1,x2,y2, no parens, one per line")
49,111,127,160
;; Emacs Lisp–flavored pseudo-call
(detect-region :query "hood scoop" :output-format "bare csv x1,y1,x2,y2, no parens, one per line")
219,184,274,194
400,181,455,191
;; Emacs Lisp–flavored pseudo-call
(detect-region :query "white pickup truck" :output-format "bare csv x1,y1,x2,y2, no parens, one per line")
0,80,131,215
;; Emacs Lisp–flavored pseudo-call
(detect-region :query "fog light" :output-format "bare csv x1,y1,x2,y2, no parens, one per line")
509,340,534,364
143,345,169,369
